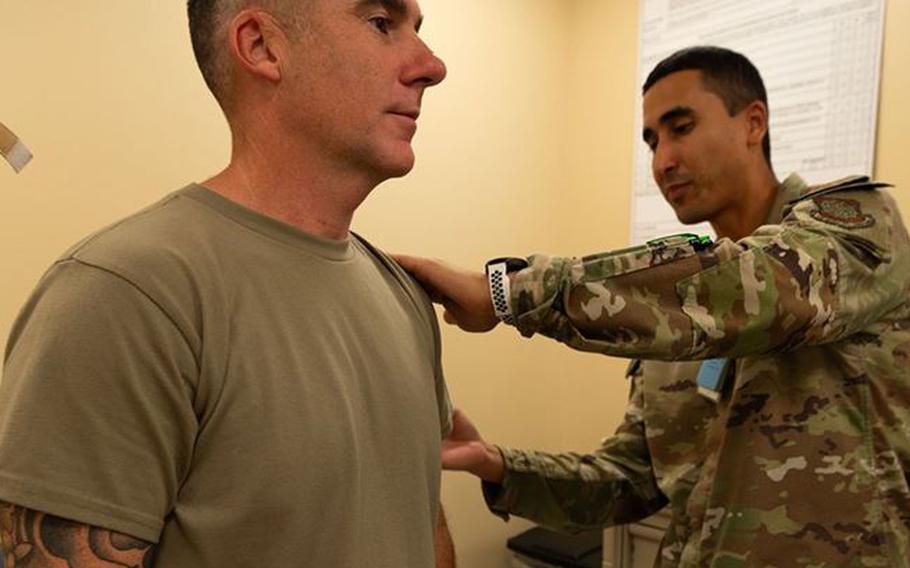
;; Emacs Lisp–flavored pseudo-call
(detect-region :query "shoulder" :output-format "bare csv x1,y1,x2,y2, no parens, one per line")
780,175,909,269
783,176,906,248
785,175,898,231
33,189,231,349
351,233,441,328
54,187,249,304
63,189,223,277
789,175,892,204
351,234,433,302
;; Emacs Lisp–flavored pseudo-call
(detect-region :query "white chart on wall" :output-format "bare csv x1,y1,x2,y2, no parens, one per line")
631,0,886,245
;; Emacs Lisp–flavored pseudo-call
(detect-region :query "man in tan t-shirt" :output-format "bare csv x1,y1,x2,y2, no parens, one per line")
0,1,454,566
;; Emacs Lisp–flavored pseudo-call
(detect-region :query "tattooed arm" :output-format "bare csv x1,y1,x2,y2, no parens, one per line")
0,502,156,568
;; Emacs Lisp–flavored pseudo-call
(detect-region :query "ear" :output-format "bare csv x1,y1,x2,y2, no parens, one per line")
743,100,768,149
228,9,284,84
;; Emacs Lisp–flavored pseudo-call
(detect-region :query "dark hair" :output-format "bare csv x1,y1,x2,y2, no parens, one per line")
187,1,303,110
643,46,772,167
187,0,227,106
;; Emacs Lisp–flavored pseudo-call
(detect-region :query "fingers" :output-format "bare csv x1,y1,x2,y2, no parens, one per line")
441,440,505,482
393,254,450,304
393,254,499,332
448,408,481,441
441,443,484,471
441,410,505,482
393,254,457,289
392,253,441,282
391,253,420,274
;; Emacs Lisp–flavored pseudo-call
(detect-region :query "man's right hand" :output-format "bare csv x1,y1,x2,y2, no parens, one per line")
442,409,505,484
394,255,500,333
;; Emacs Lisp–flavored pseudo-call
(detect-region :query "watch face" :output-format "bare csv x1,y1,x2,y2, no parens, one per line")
506,258,530,273
486,257,529,274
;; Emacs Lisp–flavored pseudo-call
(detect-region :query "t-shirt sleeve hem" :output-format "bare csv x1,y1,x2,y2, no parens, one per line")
0,472,163,543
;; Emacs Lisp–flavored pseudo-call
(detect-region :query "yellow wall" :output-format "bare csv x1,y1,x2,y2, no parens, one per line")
877,0,910,195
1,2,908,567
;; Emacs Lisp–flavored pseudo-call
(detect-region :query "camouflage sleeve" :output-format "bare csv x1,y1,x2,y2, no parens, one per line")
510,188,910,360
483,370,668,532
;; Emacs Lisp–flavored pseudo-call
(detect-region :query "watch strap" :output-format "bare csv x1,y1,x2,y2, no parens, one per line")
485,257,529,325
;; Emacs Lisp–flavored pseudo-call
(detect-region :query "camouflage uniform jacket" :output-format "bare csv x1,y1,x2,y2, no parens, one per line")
485,174,910,567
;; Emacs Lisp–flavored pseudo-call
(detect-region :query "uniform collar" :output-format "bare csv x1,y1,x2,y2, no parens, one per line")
762,173,808,225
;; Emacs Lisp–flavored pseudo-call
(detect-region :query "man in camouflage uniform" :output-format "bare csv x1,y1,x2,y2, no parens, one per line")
397,46,910,566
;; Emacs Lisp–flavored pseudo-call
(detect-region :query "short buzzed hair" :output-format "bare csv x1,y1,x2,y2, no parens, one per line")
643,46,772,167
187,0,302,109
187,0,237,107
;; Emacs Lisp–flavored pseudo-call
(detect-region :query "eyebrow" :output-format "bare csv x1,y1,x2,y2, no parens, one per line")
642,105,695,143
355,0,424,31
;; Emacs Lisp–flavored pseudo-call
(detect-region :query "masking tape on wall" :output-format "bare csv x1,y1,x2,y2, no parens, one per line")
0,121,32,173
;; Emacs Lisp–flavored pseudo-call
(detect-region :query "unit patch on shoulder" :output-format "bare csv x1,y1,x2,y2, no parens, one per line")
810,195,875,229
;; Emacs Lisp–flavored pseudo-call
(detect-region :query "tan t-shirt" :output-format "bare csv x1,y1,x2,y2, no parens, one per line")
0,185,452,567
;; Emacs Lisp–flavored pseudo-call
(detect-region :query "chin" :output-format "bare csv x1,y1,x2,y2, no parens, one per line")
365,161,415,185
673,206,710,226
354,145,416,183
377,147,416,179
379,160,415,180
675,212,702,225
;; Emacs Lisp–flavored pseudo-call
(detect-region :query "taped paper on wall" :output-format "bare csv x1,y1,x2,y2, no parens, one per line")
0,121,33,173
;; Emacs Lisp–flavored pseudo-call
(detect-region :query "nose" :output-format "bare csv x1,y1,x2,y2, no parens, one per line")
402,36,447,88
652,141,679,183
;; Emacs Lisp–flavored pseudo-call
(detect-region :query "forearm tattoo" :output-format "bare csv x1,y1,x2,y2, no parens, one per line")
0,502,155,567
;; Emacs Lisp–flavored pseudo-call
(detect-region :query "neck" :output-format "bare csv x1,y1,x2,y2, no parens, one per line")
203,125,378,241
710,167,780,241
